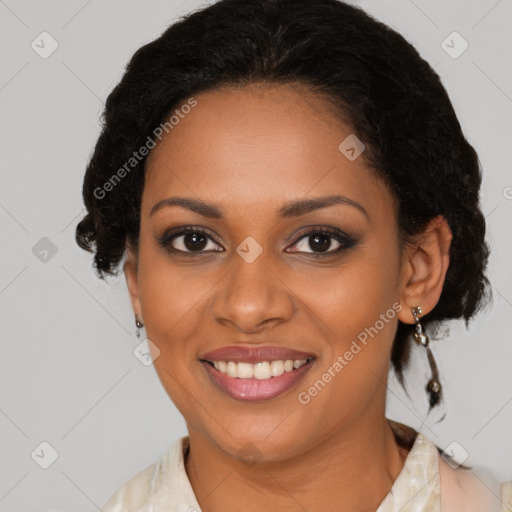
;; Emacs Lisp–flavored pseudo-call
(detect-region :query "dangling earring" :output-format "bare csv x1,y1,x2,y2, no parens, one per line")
135,317,144,341
411,306,441,410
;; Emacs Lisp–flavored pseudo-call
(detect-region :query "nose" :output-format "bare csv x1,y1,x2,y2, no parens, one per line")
211,251,295,334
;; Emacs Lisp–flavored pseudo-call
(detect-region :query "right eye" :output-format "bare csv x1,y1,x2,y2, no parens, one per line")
158,227,224,255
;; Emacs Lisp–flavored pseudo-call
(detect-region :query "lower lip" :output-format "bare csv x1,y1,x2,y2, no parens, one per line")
201,360,315,402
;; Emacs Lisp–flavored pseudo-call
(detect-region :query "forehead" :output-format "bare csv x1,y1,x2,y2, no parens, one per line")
142,83,393,223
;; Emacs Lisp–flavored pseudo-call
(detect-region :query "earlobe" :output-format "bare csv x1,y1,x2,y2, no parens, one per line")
397,215,452,324
124,243,143,322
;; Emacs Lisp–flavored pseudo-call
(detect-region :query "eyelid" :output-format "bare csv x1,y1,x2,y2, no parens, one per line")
289,225,353,242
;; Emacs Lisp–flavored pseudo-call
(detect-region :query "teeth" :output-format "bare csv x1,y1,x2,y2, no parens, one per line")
227,361,238,378
270,360,284,377
238,362,254,379
253,361,271,380
209,359,309,379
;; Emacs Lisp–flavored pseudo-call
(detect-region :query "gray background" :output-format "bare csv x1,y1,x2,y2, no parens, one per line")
1,0,511,510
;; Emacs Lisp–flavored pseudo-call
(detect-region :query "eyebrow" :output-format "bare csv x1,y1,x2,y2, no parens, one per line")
149,194,369,220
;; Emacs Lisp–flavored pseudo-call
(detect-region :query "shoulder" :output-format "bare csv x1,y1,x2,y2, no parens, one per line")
501,481,512,511
389,423,511,512
100,436,193,512
101,461,159,512
438,452,510,512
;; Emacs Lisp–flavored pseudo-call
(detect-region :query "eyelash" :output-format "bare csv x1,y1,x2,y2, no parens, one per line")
157,226,357,258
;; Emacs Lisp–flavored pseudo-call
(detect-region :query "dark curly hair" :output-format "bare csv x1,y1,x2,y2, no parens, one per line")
76,0,491,412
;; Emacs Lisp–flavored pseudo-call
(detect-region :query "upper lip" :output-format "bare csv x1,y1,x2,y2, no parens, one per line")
200,345,316,363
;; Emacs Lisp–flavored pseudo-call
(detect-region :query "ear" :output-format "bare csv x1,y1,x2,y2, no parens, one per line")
397,215,452,324
124,242,143,323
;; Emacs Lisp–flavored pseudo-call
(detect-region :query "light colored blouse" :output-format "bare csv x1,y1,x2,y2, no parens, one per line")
101,430,512,512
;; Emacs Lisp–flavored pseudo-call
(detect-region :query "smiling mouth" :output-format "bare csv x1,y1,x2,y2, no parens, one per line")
202,358,314,380
200,357,316,402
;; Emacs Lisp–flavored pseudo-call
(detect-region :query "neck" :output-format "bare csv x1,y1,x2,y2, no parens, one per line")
185,416,416,512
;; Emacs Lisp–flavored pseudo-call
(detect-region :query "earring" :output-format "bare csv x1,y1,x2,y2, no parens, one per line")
135,317,144,341
411,306,441,410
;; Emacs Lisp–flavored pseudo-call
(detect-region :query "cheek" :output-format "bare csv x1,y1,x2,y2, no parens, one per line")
299,243,401,344
135,246,209,383
136,249,207,417
296,241,402,401
137,236,204,330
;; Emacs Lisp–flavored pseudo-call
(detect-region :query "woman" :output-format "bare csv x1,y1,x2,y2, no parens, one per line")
75,0,511,510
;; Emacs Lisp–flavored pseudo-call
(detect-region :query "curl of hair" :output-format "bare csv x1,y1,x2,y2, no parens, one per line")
76,0,491,408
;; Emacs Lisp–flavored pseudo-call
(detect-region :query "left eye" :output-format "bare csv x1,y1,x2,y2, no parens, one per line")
291,228,356,257
288,230,350,255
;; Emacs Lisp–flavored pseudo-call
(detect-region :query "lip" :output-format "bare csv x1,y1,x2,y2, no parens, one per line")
201,358,315,402
200,345,315,364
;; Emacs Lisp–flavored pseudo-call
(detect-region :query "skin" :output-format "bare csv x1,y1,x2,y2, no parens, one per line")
124,82,452,512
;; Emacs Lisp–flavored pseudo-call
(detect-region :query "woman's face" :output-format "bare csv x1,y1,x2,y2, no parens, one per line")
127,83,409,461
